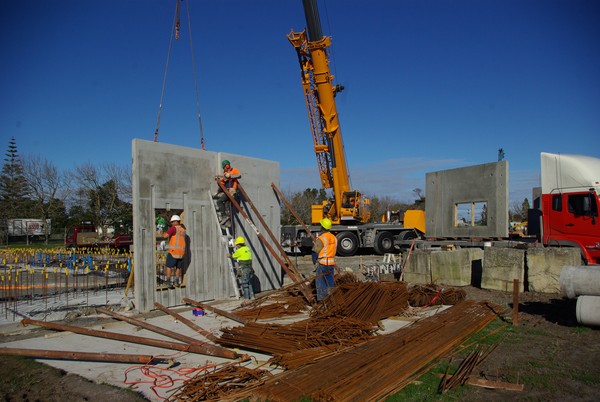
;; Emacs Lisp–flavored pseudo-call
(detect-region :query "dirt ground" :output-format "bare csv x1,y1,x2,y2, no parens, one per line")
1,255,599,401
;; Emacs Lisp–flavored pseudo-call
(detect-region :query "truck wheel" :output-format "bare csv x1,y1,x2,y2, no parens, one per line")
336,232,359,256
399,230,418,241
374,231,395,255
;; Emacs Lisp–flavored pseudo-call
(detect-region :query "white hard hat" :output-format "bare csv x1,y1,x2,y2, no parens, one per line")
170,215,181,222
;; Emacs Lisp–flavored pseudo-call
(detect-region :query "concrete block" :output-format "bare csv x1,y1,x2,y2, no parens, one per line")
482,248,525,292
402,250,431,284
527,247,581,293
431,249,472,286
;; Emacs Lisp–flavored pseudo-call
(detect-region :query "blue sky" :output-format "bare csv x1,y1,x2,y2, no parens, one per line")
1,0,599,206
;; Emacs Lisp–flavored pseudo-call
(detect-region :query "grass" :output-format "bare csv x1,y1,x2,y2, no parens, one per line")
387,318,509,401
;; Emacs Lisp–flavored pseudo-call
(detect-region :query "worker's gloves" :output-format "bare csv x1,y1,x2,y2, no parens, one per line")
224,173,231,179
228,188,237,196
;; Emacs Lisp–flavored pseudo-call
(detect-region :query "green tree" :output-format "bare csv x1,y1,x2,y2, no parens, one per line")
0,137,30,218
0,137,33,242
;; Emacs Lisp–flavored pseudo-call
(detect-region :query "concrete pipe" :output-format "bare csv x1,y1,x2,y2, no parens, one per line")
576,296,600,327
560,265,600,299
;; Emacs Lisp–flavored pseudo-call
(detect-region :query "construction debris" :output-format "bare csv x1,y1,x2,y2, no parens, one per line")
439,344,498,393
408,283,467,306
224,300,498,402
13,277,504,401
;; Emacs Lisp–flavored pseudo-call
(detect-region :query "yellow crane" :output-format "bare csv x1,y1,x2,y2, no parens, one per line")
287,0,369,225
281,0,425,257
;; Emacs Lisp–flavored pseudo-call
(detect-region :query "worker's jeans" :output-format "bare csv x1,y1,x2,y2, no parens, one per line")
316,264,335,301
240,266,255,299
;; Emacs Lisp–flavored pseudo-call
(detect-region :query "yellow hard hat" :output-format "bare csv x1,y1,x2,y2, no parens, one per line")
234,236,245,245
320,218,332,230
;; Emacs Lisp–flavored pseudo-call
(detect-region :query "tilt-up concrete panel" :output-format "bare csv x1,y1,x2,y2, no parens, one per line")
132,139,281,312
425,161,508,238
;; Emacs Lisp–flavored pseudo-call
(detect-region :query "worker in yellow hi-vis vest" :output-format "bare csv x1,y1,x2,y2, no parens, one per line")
230,236,255,299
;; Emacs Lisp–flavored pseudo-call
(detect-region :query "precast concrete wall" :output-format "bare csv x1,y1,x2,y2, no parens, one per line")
527,247,580,293
425,161,508,238
132,139,281,312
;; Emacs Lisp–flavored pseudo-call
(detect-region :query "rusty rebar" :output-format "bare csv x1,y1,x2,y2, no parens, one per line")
154,302,219,342
21,318,239,359
96,307,203,346
183,298,251,325
238,300,498,401
0,347,160,364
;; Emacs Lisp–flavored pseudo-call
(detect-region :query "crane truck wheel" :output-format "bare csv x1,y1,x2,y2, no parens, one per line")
399,230,418,241
373,231,395,255
336,231,359,256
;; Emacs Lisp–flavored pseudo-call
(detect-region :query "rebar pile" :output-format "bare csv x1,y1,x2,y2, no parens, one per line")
269,343,354,370
408,283,466,306
334,271,359,286
168,363,272,401
242,300,497,402
217,316,377,355
311,281,410,323
233,296,307,320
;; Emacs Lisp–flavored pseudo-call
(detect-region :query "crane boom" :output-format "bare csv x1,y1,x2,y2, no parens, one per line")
288,0,370,225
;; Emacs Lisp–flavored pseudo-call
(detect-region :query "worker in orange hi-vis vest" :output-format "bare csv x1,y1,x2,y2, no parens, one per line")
312,218,337,301
162,215,186,287
213,159,242,226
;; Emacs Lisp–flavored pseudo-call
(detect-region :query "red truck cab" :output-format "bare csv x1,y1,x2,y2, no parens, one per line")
539,153,600,264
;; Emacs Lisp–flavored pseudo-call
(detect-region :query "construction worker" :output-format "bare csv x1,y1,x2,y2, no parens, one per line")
162,215,186,287
213,159,242,226
230,236,255,300
312,218,337,301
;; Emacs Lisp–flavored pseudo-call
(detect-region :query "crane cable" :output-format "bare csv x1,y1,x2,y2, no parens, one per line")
184,0,206,150
153,0,206,150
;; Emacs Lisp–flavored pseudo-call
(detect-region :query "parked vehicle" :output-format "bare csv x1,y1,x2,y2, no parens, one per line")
528,152,600,265
5,219,51,240
65,223,132,249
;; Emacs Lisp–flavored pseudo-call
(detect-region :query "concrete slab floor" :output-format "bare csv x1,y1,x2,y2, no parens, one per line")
0,296,276,401
0,291,426,401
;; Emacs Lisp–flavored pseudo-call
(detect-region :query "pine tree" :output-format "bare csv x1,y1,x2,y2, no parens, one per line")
0,137,30,220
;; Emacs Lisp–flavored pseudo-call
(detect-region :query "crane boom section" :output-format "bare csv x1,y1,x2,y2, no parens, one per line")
288,30,353,223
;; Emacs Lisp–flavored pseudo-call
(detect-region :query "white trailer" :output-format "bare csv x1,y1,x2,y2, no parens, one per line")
6,219,51,238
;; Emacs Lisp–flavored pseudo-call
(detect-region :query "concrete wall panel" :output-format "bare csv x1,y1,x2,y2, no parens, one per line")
132,139,281,312
425,161,508,238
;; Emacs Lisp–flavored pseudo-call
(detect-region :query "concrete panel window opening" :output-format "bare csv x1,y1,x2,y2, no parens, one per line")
455,201,488,227
154,208,189,289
